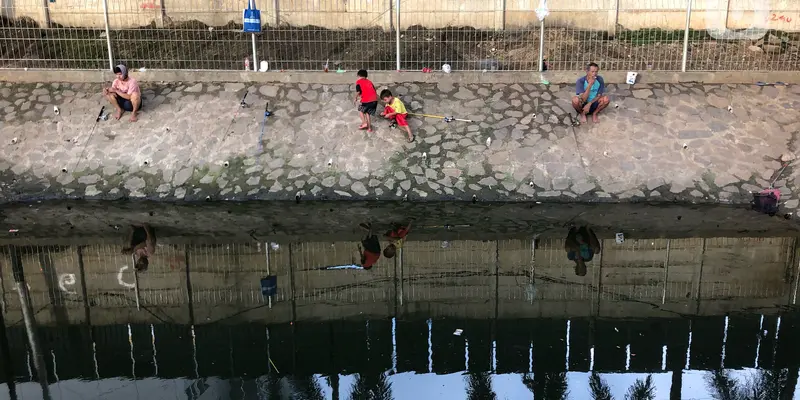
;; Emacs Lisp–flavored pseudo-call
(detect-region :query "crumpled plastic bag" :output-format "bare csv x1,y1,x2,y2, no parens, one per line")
535,0,549,21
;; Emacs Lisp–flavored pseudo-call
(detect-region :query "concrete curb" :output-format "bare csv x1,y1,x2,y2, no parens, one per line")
1,69,799,85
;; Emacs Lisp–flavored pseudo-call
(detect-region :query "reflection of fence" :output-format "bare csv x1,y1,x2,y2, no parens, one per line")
0,236,795,327
0,0,798,71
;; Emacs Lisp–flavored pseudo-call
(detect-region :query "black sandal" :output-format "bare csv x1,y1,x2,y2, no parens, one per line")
408,135,416,143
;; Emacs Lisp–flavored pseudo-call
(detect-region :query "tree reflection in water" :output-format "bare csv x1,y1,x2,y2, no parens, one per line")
705,369,793,400
288,375,326,400
349,372,393,400
588,372,656,400
466,372,497,400
523,372,569,400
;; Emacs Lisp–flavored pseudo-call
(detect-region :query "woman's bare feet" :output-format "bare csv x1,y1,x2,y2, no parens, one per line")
114,110,123,120
130,113,138,122
591,114,599,123
580,113,587,123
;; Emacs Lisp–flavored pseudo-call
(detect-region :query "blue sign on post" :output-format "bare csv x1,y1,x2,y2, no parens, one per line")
243,0,261,33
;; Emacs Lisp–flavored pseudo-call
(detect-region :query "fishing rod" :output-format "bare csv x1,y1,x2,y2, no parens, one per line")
408,113,473,123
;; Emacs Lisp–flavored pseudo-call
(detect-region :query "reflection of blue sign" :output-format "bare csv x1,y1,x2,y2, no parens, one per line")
261,275,277,296
243,0,261,33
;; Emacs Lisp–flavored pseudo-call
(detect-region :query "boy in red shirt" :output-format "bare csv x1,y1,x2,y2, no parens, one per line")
354,70,378,132
380,89,415,143
357,222,381,270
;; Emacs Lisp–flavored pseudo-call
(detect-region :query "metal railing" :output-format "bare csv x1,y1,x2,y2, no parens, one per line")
0,0,798,72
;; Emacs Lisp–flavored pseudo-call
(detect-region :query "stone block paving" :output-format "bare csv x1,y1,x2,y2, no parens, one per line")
1,81,799,210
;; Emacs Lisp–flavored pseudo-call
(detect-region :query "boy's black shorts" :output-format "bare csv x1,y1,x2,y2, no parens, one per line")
359,101,378,116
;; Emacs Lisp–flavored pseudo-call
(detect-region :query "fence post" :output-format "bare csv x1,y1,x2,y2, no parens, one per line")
10,246,51,400
692,238,706,315
157,0,166,27
592,240,605,317
251,34,258,71
76,246,92,326
529,237,536,304
538,19,545,72
101,0,114,70
611,0,619,37
494,0,505,31
662,239,671,305
681,0,692,72
40,0,51,28
272,0,279,26
184,245,195,326
395,0,401,70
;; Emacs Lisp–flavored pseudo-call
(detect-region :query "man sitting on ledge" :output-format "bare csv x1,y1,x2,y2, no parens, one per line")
572,62,610,123
103,64,142,122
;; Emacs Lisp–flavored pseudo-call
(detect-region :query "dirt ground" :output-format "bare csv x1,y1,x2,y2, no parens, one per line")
1,17,799,72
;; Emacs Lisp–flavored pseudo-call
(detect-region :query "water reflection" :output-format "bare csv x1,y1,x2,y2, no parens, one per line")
0,229,799,399
1,314,799,399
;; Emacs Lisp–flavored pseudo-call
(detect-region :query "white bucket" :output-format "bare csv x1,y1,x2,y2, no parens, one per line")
626,71,638,85
259,61,269,72
442,64,452,73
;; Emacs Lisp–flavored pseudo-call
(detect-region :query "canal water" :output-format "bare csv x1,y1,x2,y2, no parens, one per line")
2,314,800,399
0,200,797,399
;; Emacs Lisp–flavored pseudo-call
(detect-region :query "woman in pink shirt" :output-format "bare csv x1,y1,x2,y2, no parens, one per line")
103,64,142,122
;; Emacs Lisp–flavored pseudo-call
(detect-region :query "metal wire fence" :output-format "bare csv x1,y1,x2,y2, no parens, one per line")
1,0,799,72
0,236,794,326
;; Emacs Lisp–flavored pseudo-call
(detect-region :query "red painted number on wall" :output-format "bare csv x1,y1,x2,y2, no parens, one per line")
768,14,792,23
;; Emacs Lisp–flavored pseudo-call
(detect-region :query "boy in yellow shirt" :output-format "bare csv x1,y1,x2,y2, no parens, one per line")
380,89,415,143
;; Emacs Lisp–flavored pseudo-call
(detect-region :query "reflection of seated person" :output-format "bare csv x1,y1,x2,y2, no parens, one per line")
565,226,601,276
121,224,156,272
383,220,412,259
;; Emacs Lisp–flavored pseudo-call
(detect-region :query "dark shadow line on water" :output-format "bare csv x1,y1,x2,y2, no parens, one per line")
8,304,49,326
90,292,176,325
533,275,693,318
213,277,399,324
